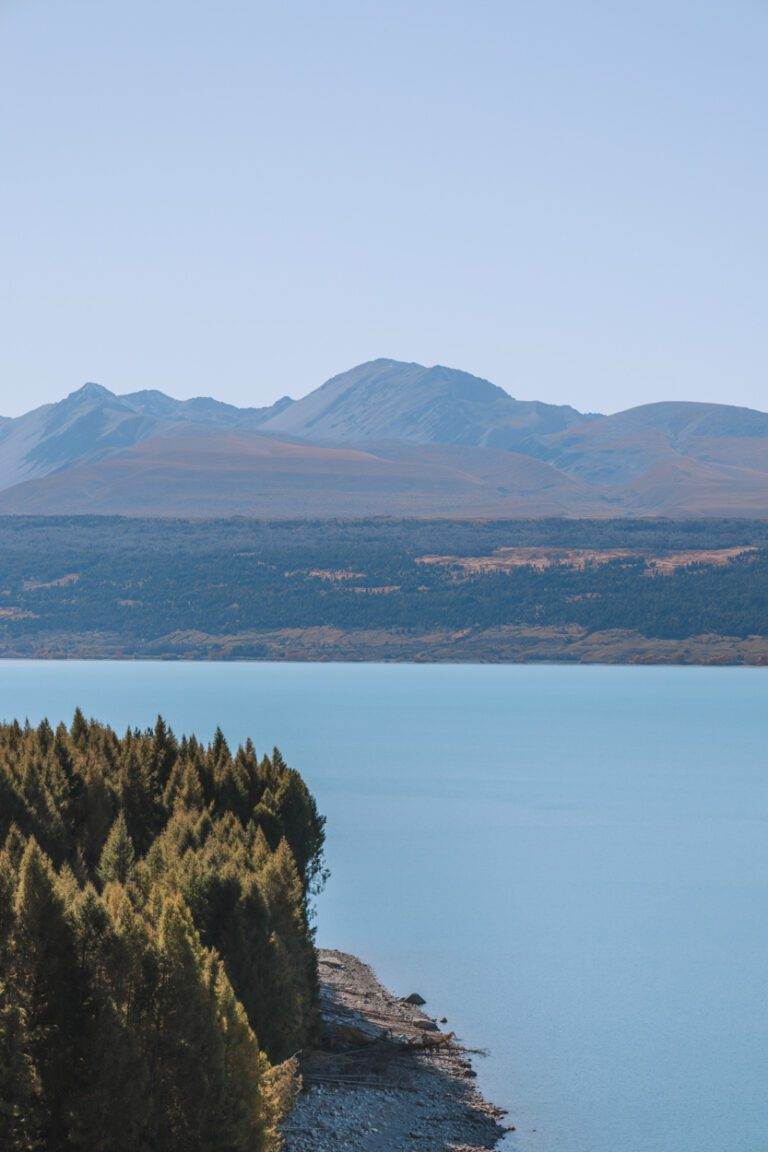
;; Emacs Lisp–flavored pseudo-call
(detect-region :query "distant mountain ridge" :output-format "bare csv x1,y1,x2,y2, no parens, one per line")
259,358,590,449
0,381,292,490
1,359,767,516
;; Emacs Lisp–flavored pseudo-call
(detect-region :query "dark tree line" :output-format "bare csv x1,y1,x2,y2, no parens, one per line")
1,517,768,653
0,711,326,1151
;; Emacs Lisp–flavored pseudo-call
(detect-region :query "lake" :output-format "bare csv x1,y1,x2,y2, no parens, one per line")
0,660,765,1152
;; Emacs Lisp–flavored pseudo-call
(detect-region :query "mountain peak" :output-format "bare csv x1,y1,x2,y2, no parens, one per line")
67,381,115,402
2,361,768,516
261,358,585,447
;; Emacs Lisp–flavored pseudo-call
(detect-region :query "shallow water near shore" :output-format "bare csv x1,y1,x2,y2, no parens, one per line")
1,660,766,1151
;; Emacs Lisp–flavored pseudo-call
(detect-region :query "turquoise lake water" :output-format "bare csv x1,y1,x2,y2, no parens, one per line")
0,661,765,1152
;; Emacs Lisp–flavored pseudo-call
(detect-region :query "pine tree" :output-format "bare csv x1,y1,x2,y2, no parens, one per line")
176,762,205,812
152,715,178,790
272,767,326,889
119,746,162,855
1,826,27,877
79,764,115,871
0,995,42,1151
0,849,17,967
214,960,275,1151
147,895,225,1152
211,726,230,762
258,839,316,1058
98,812,136,886
70,707,89,747
0,769,24,847
12,840,85,1147
67,885,149,1152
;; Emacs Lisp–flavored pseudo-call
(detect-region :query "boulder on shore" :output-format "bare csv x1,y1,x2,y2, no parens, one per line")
402,992,426,1006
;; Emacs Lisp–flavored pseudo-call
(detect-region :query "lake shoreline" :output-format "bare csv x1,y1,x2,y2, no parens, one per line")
3,628,768,666
282,949,509,1152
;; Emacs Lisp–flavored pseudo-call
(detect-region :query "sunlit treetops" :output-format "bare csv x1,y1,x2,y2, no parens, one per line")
0,710,325,1152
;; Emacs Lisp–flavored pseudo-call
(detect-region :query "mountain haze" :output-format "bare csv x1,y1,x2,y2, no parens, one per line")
538,400,768,510
1,360,768,516
0,382,291,490
261,358,590,449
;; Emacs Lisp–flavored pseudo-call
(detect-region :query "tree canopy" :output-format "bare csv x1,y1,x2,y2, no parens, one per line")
0,711,325,1151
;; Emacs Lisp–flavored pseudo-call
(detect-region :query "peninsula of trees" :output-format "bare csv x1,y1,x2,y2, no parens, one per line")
0,711,326,1151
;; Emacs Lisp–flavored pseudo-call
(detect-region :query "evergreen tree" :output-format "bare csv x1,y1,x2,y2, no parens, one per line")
67,886,148,1152
98,812,136,886
1,827,27,877
147,895,225,1152
0,771,25,848
214,961,273,1151
70,708,89,748
0,850,16,966
12,840,85,1147
176,762,205,812
258,839,317,1058
0,995,42,1151
120,743,163,854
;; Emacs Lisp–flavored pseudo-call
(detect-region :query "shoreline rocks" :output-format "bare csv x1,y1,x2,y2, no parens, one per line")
282,949,509,1152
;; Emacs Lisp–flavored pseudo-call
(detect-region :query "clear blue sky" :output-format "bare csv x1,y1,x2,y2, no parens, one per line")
1,0,766,416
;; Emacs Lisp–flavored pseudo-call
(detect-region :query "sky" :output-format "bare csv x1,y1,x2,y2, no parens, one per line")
1,0,766,417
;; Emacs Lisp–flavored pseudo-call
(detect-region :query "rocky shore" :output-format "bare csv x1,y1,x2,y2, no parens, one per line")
282,949,510,1152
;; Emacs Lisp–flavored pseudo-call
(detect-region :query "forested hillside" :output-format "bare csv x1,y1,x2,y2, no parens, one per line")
0,711,325,1151
1,517,768,663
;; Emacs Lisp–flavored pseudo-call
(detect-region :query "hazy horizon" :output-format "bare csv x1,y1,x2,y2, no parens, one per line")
4,355,768,422
2,1,766,418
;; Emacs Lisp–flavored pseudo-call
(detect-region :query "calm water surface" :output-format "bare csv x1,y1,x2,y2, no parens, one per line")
0,661,766,1152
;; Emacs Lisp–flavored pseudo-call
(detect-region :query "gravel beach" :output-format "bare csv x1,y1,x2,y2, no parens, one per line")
282,949,510,1152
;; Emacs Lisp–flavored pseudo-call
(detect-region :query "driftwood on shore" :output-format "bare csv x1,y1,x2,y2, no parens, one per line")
281,949,509,1152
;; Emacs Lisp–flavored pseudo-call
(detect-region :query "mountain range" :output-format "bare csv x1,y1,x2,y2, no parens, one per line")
1,359,767,517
